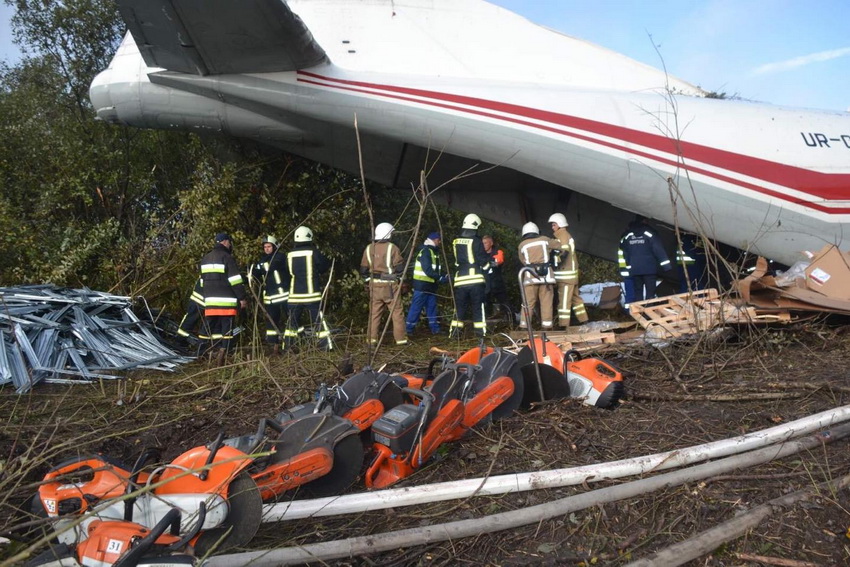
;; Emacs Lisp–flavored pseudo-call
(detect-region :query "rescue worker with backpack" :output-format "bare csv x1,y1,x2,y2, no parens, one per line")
360,222,408,346
549,213,588,328
199,233,247,365
406,232,447,335
449,213,491,338
517,222,561,330
284,226,334,351
250,235,290,354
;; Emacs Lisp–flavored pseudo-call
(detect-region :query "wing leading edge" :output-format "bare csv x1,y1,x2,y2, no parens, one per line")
117,0,327,75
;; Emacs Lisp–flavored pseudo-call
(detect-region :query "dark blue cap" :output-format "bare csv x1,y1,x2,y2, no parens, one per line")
215,232,232,243
428,232,441,240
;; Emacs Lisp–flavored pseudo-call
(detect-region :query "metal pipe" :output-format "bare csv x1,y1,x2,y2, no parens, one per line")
516,266,544,402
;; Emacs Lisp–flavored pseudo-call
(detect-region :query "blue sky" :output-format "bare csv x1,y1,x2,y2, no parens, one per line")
1,0,848,112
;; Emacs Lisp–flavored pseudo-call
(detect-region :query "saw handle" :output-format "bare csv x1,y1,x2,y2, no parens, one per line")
400,388,434,465
166,502,206,552
113,508,181,567
245,417,285,454
200,432,225,481
123,448,161,521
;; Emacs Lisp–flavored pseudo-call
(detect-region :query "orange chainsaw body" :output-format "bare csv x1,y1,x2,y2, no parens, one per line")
252,446,334,501
364,398,464,489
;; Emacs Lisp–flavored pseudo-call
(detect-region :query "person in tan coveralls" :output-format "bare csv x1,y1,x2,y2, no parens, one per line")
548,213,588,328
360,222,408,345
517,222,561,330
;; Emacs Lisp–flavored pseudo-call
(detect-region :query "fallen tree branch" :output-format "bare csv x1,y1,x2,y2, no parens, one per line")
206,423,850,566
631,392,802,402
624,471,850,566
734,553,820,567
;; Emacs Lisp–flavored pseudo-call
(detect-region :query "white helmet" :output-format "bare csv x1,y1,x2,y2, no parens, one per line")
262,235,278,247
521,222,539,235
548,213,568,228
374,222,394,240
294,226,313,242
462,213,482,230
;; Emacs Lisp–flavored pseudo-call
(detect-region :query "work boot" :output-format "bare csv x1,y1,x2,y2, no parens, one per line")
213,348,227,366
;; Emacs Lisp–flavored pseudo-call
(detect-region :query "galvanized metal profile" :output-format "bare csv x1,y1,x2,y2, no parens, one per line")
0,285,192,393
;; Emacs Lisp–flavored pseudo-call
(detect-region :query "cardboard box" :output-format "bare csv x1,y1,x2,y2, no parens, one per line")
804,245,850,300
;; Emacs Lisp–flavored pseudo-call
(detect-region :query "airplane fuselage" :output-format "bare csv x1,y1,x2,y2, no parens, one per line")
90,0,850,266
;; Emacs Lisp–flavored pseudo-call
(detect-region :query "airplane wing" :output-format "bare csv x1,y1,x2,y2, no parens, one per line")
116,0,328,75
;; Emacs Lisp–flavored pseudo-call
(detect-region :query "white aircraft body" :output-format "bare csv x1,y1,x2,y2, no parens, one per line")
90,0,850,265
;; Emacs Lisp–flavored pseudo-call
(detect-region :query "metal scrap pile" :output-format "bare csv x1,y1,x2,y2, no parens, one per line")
0,285,190,393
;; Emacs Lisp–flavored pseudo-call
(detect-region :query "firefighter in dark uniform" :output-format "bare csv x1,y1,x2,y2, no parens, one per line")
177,277,205,344
199,233,247,364
284,226,333,351
482,234,511,322
406,232,447,335
360,222,408,345
620,216,672,302
449,213,491,338
675,232,706,293
250,235,290,353
618,225,637,305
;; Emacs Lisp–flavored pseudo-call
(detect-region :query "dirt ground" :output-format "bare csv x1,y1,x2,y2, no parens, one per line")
2,316,850,566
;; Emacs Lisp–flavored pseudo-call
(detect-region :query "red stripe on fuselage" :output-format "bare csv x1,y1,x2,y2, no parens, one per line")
297,71,850,212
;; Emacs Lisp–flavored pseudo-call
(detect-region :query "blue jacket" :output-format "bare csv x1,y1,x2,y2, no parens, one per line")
620,223,672,276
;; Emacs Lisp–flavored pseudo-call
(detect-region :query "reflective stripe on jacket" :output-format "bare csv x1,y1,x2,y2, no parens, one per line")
200,243,245,315
518,235,559,284
452,231,488,286
251,249,290,304
287,244,330,304
360,241,402,284
552,227,578,283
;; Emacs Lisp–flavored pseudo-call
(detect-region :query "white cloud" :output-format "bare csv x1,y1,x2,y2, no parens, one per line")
753,47,850,75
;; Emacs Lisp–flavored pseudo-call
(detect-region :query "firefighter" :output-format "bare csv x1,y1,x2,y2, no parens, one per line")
284,226,333,351
482,234,511,322
199,233,247,364
620,216,672,302
360,222,408,346
517,222,561,330
549,213,588,328
250,235,290,353
449,213,490,338
406,232,447,335
675,232,706,293
176,277,205,345
618,224,637,306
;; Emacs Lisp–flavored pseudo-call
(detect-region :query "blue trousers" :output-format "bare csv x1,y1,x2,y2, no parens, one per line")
406,290,440,334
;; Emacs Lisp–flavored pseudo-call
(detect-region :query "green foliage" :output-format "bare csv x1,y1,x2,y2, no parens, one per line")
0,0,622,341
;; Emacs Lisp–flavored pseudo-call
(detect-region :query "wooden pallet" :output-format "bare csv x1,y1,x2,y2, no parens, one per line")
629,289,791,339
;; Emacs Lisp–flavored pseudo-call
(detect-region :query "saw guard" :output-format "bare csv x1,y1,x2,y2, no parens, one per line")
156,445,252,497
341,397,385,431
456,345,495,365
252,446,334,501
445,376,515,442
